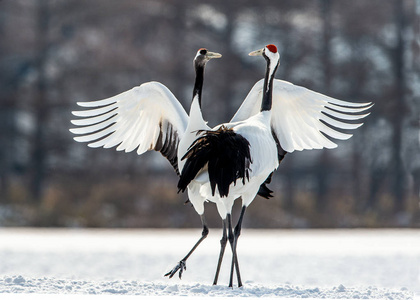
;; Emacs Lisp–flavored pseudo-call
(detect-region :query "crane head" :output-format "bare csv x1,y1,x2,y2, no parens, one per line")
194,48,222,66
249,44,280,69
249,44,278,56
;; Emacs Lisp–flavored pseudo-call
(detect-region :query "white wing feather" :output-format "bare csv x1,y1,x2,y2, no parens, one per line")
231,79,372,153
70,81,189,173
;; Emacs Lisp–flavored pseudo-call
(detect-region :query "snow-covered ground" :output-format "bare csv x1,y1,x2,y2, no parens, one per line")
0,228,418,299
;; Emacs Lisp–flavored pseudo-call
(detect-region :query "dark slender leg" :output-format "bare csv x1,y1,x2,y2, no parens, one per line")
165,214,209,279
229,206,246,287
227,213,242,288
213,219,227,285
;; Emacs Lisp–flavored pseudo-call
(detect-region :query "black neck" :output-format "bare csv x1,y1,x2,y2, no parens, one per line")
261,58,278,112
193,63,205,107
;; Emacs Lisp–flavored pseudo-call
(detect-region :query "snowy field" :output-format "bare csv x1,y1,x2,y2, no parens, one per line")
0,228,418,299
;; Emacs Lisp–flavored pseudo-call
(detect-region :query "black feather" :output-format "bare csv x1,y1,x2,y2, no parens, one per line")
255,128,289,199
257,172,274,199
155,121,180,175
178,126,252,198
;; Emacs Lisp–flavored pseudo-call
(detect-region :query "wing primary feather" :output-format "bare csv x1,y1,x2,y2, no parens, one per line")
73,124,117,143
76,98,117,108
318,120,353,140
323,107,371,120
325,103,373,114
71,110,117,126
72,103,118,117
319,113,363,130
326,99,373,108
69,115,117,135
297,110,339,149
75,89,134,107
85,132,115,148
87,132,120,148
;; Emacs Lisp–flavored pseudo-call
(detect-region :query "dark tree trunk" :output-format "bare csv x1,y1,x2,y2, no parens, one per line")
391,0,407,213
316,0,332,213
30,0,50,201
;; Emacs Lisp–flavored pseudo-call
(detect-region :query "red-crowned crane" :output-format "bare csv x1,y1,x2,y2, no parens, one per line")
70,48,273,284
175,44,372,288
69,48,221,271
175,44,280,287
71,44,372,288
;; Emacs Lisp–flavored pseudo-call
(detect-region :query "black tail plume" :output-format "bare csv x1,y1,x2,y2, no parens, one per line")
178,126,252,198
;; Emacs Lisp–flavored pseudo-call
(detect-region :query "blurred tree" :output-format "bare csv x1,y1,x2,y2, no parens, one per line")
0,1,35,203
389,0,408,213
30,0,50,202
362,0,412,216
316,0,332,213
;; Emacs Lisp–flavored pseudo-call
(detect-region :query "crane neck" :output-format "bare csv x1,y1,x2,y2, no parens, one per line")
261,58,279,112
192,63,205,108
188,62,206,129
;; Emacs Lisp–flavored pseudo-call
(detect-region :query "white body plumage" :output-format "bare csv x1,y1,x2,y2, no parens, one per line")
186,110,279,218
177,94,208,174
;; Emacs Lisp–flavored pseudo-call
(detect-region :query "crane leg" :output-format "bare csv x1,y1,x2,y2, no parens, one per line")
212,218,227,285
227,209,244,288
165,214,209,279
229,206,246,287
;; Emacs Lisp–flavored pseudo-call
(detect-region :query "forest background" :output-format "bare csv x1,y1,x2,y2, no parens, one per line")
0,0,419,228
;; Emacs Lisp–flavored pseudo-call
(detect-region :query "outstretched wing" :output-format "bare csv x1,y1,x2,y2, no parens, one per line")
70,81,189,174
231,79,372,153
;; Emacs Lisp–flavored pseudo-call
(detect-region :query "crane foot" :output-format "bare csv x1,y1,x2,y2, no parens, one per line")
164,260,186,279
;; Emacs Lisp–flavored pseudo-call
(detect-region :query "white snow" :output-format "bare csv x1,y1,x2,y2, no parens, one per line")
0,228,418,299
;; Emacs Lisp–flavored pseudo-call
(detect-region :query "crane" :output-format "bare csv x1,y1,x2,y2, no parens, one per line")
174,44,372,288
176,44,280,287
70,44,372,288
70,48,221,277
71,48,272,284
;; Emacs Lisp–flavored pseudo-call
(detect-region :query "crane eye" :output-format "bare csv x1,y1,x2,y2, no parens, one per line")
199,49,207,55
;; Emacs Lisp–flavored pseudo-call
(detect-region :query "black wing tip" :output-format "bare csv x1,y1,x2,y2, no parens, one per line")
257,183,274,199
257,172,275,199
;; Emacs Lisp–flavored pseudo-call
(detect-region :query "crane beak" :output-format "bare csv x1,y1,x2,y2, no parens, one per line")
249,48,264,56
206,51,222,59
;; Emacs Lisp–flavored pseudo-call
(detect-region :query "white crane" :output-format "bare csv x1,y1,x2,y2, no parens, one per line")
175,44,372,288
70,48,273,284
69,48,221,276
70,44,372,288
175,44,280,287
